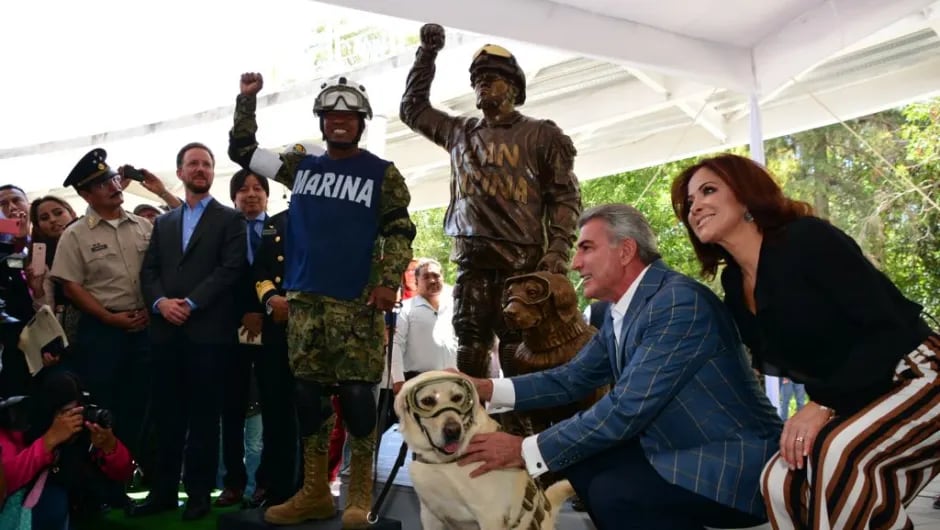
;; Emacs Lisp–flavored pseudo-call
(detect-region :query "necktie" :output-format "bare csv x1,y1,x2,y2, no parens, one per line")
248,220,262,263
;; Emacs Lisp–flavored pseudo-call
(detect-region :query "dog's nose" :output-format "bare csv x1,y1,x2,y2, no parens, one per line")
443,421,462,442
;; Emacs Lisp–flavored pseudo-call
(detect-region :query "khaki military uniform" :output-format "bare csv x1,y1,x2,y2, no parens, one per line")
51,208,152,311
49,207,153,473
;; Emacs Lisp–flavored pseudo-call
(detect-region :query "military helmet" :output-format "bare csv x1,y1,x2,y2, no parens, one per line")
313,76,373,119
469,44,526,105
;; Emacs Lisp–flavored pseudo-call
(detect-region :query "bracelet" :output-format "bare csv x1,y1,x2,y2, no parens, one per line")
818,405,836,419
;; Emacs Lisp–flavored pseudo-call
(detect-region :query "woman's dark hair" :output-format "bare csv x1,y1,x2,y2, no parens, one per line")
25,371,85,444
29,196,77,240
670,153,813,279
229,169,270,202
29,195,77,268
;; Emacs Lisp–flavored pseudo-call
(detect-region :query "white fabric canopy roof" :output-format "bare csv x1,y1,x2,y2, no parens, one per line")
4,0,940,212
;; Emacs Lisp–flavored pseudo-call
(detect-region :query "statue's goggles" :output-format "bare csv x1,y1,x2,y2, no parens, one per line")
503,274,552,306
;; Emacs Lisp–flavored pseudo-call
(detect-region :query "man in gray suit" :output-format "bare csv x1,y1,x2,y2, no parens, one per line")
460,204,782,530
132,142,247,521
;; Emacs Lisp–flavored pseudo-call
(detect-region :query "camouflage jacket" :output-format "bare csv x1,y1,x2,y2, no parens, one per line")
229,94,415,295
400,46,581,261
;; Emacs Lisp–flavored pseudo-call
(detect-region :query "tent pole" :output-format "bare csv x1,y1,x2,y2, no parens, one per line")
748,92,782,415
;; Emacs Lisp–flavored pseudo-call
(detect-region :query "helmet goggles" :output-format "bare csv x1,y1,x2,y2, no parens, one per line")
313,80,373,119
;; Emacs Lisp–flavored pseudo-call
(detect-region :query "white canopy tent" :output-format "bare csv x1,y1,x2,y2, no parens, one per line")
5,0,940,407
3,0,940,214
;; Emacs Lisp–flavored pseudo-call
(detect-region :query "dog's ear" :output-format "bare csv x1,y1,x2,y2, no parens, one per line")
393,387,408,419
547,272,579,321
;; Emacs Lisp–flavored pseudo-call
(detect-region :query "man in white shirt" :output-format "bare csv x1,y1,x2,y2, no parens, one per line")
456,203,782,530
391,258,456,394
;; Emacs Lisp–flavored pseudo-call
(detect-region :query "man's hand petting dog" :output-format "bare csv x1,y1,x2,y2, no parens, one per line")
459,431,525,477
442,368,493,401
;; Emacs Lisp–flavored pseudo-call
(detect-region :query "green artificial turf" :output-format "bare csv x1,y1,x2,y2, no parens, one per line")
74,491,241,530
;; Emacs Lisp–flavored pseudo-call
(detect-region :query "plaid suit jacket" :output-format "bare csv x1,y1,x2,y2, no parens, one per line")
512,260,783,517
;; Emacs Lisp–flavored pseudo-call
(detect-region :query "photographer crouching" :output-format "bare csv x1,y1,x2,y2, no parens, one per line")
0,371,134,529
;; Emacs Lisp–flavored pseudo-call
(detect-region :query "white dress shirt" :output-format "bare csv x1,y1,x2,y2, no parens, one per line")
390,290,457,383
490,265,650,477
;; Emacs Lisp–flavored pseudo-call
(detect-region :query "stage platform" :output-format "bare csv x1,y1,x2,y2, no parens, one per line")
217,508,401,529
218,425,940,530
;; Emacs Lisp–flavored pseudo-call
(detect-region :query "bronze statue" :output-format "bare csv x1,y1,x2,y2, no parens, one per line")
400,23,582,380
502,271,607,434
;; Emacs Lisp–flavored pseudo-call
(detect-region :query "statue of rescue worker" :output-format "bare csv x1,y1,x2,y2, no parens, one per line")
400,23,582,378
230,72,416,528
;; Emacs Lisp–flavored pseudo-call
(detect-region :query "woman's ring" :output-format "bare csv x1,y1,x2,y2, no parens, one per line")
795,436,805,443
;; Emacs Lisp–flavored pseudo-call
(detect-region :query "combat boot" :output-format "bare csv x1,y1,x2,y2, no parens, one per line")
341,431,375,529
264,424,335,525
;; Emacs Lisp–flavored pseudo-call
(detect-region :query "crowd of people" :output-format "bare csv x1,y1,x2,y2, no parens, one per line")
0,24,935,530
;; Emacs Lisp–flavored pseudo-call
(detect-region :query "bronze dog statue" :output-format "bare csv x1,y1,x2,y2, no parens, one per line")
501,271,607,436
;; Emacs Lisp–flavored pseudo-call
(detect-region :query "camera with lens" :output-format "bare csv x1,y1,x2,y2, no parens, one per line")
121,165,146,182
82,403,113,429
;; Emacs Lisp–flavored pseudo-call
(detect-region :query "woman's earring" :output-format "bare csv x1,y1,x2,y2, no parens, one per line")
743,211,754,222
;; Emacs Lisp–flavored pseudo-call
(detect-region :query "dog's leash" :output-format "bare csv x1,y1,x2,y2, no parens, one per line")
367,440,409,524
369,305,403,523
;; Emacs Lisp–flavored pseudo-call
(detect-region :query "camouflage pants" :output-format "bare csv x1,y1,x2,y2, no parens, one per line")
286,292,385,384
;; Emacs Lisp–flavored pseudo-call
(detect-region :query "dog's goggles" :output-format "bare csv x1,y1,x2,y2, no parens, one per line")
405,375,476,420
503,274,552,306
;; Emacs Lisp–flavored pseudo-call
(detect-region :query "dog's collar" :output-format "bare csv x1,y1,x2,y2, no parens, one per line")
522,318,591,353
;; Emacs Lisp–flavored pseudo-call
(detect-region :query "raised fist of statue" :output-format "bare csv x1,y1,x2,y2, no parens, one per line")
240,72,264,97
420,23,445,52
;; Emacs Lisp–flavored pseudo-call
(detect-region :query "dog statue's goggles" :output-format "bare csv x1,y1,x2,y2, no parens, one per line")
503,274,552,306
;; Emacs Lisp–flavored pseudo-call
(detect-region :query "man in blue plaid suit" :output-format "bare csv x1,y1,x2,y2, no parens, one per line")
461,204,783,530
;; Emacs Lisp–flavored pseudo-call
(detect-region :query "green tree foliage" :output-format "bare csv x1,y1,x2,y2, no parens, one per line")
410,207,459,283
764,101,940,318
410,98,940,318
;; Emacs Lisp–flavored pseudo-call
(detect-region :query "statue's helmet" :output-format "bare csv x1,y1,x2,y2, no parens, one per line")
469,44,526,105
313,76,373,119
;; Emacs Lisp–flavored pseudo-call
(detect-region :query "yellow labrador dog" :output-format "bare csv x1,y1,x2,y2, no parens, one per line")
395,371,575,530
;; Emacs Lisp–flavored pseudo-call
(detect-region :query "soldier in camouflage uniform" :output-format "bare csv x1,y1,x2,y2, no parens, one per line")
400,23,581,379
229,72,415,529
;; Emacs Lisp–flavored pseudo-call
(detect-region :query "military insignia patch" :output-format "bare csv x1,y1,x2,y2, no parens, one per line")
97,163,106,171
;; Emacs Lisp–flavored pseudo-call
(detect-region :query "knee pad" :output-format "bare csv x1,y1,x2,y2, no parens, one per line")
457,342,492,378
293,380,333,437
497,339,521,376
336,382,377,438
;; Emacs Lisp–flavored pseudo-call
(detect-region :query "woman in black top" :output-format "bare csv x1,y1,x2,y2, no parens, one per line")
671,153,938,530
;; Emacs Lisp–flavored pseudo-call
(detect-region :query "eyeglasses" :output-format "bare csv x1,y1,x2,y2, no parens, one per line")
88,175,122,192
